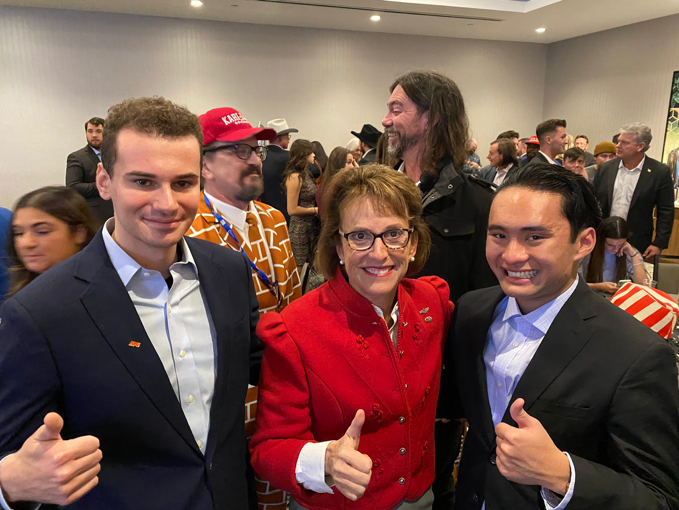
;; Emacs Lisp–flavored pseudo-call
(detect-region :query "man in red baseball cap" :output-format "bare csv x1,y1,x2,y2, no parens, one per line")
519,135,541,167
187,108,302,510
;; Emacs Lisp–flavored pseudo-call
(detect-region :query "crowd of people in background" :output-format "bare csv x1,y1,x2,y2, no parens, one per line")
0,69,678,510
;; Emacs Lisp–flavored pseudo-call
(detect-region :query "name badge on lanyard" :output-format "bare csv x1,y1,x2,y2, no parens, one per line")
204,195,282,311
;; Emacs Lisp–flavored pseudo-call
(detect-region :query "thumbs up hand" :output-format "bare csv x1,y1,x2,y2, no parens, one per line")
494,399,571,495
0,413,102,506
324,410,373,501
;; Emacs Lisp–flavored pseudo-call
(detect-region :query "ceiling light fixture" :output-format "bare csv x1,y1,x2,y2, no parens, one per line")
191,0,203,7
535,27,546,33
371,15,381,22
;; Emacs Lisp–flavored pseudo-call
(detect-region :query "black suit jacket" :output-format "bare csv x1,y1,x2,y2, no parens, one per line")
65,145,114,226
261,144,290,222
593,156,674,252
358,148,376,166
0,232,262,509
441,281,679,510
524,151,554,167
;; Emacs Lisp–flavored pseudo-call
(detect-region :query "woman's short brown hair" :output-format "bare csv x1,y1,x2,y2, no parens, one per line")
315,164,431,280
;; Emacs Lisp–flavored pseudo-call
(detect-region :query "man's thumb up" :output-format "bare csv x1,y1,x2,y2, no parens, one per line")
344,410,365,449
509,399,534,429
33,413,64,442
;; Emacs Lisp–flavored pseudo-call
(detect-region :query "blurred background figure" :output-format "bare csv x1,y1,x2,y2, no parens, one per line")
585,141,617,182
6,186,97,298
316,147,358,212
562,147,590,180
574,134,596,166
480,138,518,186
0,207,12,305
346,137,362,164
351,124,382,166
261,118,298,222
310,141,327,181
375,133,398,167
519,135,540,166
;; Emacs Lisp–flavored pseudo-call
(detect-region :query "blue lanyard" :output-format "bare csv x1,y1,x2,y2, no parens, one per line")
204,194,280,304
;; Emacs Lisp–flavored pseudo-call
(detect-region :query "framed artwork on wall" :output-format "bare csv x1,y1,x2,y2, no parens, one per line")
661,70,679,181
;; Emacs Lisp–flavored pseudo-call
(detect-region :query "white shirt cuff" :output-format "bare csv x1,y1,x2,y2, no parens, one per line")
295,441,335,494
541,452,576,510
0,455,41,510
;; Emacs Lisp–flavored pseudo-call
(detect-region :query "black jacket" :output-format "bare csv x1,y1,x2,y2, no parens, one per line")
66,145,114,226
261,144,290,222
443,280,679,510
0,233,262,509
412,156,497,303
358,148,376,166
593,156,674,252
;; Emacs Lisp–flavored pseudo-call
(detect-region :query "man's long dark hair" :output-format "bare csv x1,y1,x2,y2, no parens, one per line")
390,70,470,175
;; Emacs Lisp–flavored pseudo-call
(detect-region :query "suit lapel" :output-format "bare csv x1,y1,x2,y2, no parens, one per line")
85,145,100,167
604,159,621,208
76,235,200,454
187,239,239,463
501,280,597,425
462,288,505,448
629,158,652,210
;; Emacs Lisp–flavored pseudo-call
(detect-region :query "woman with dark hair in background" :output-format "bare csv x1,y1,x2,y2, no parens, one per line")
282,139,321,274
6,186,97,298
311,141,328,181
316,147,358,213
580,216,649,296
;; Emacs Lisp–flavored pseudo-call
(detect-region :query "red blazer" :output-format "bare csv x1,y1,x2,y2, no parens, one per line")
250,270,453,510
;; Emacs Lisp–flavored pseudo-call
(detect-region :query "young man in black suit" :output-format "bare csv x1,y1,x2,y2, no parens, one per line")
442,164,679,509
0,97,262,510
525,119,568,167
592,122,674,261
66,117,115,226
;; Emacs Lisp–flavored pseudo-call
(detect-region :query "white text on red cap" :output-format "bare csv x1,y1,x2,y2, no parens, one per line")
222,112,248,127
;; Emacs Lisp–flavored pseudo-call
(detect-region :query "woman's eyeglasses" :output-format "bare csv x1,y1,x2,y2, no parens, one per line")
339,228,414,251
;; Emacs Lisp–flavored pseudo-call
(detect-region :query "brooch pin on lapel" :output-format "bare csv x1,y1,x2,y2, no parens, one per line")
425,316,433,323
128,341,141,348
419,307,429,314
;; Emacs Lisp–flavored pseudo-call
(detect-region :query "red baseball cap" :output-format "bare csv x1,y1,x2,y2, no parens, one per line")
199,107,277,146
528,135,539,145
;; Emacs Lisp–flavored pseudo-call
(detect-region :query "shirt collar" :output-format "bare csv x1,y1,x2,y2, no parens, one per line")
501,276,579,335
102,218,197,287
497,163,513,176
539,151,557,165
618,155,645,173
204,191,249,232
372,302,400,325
90,146,100,156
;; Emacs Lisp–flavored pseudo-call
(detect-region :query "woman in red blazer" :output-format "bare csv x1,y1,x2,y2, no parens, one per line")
250,165,454,510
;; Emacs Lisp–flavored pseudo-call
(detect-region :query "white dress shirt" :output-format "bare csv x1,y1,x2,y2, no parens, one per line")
103,219,217,454
610,156,645,219
294,302,399,494
482,278,579,510
493,163,514,187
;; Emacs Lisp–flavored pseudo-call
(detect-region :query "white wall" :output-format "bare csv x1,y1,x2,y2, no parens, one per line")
0,6,547,208
544,14,679,162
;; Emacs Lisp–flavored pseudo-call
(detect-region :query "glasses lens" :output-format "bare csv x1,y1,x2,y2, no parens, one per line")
347,231,374,250
383,229,410,249
233,145,252,160
255,146,268,161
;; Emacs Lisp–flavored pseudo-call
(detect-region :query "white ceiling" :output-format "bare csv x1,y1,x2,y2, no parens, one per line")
1,0,678,43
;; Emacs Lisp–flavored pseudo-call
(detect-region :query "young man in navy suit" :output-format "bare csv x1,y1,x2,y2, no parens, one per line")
0,97,261,509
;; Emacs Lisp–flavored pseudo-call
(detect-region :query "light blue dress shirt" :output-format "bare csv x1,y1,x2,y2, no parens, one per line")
102,220,217,454
90,146,101,161
483,277,579,510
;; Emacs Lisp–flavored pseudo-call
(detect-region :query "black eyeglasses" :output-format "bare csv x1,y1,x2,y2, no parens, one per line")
203,144,268,162
339,228,414,251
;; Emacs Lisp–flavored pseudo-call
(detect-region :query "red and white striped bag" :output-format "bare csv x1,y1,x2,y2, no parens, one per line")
610,282,678,340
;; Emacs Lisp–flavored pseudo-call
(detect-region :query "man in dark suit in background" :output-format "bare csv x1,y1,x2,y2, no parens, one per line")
574,134,596,167
525,119,568,167
442,164,679,510
66,117,114,226
593,122,674,261
260,118,297,222
351,124,381,165
0,97,261,510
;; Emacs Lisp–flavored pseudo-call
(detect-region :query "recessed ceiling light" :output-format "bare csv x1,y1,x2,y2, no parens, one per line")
191,0,203,7
535,27,546,33
371,15,381,22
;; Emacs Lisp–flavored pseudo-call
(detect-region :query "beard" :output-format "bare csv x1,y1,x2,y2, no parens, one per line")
385,127,418,159
236,165,264,203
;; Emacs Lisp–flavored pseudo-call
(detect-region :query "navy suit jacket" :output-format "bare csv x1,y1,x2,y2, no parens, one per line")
0,232,262,509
